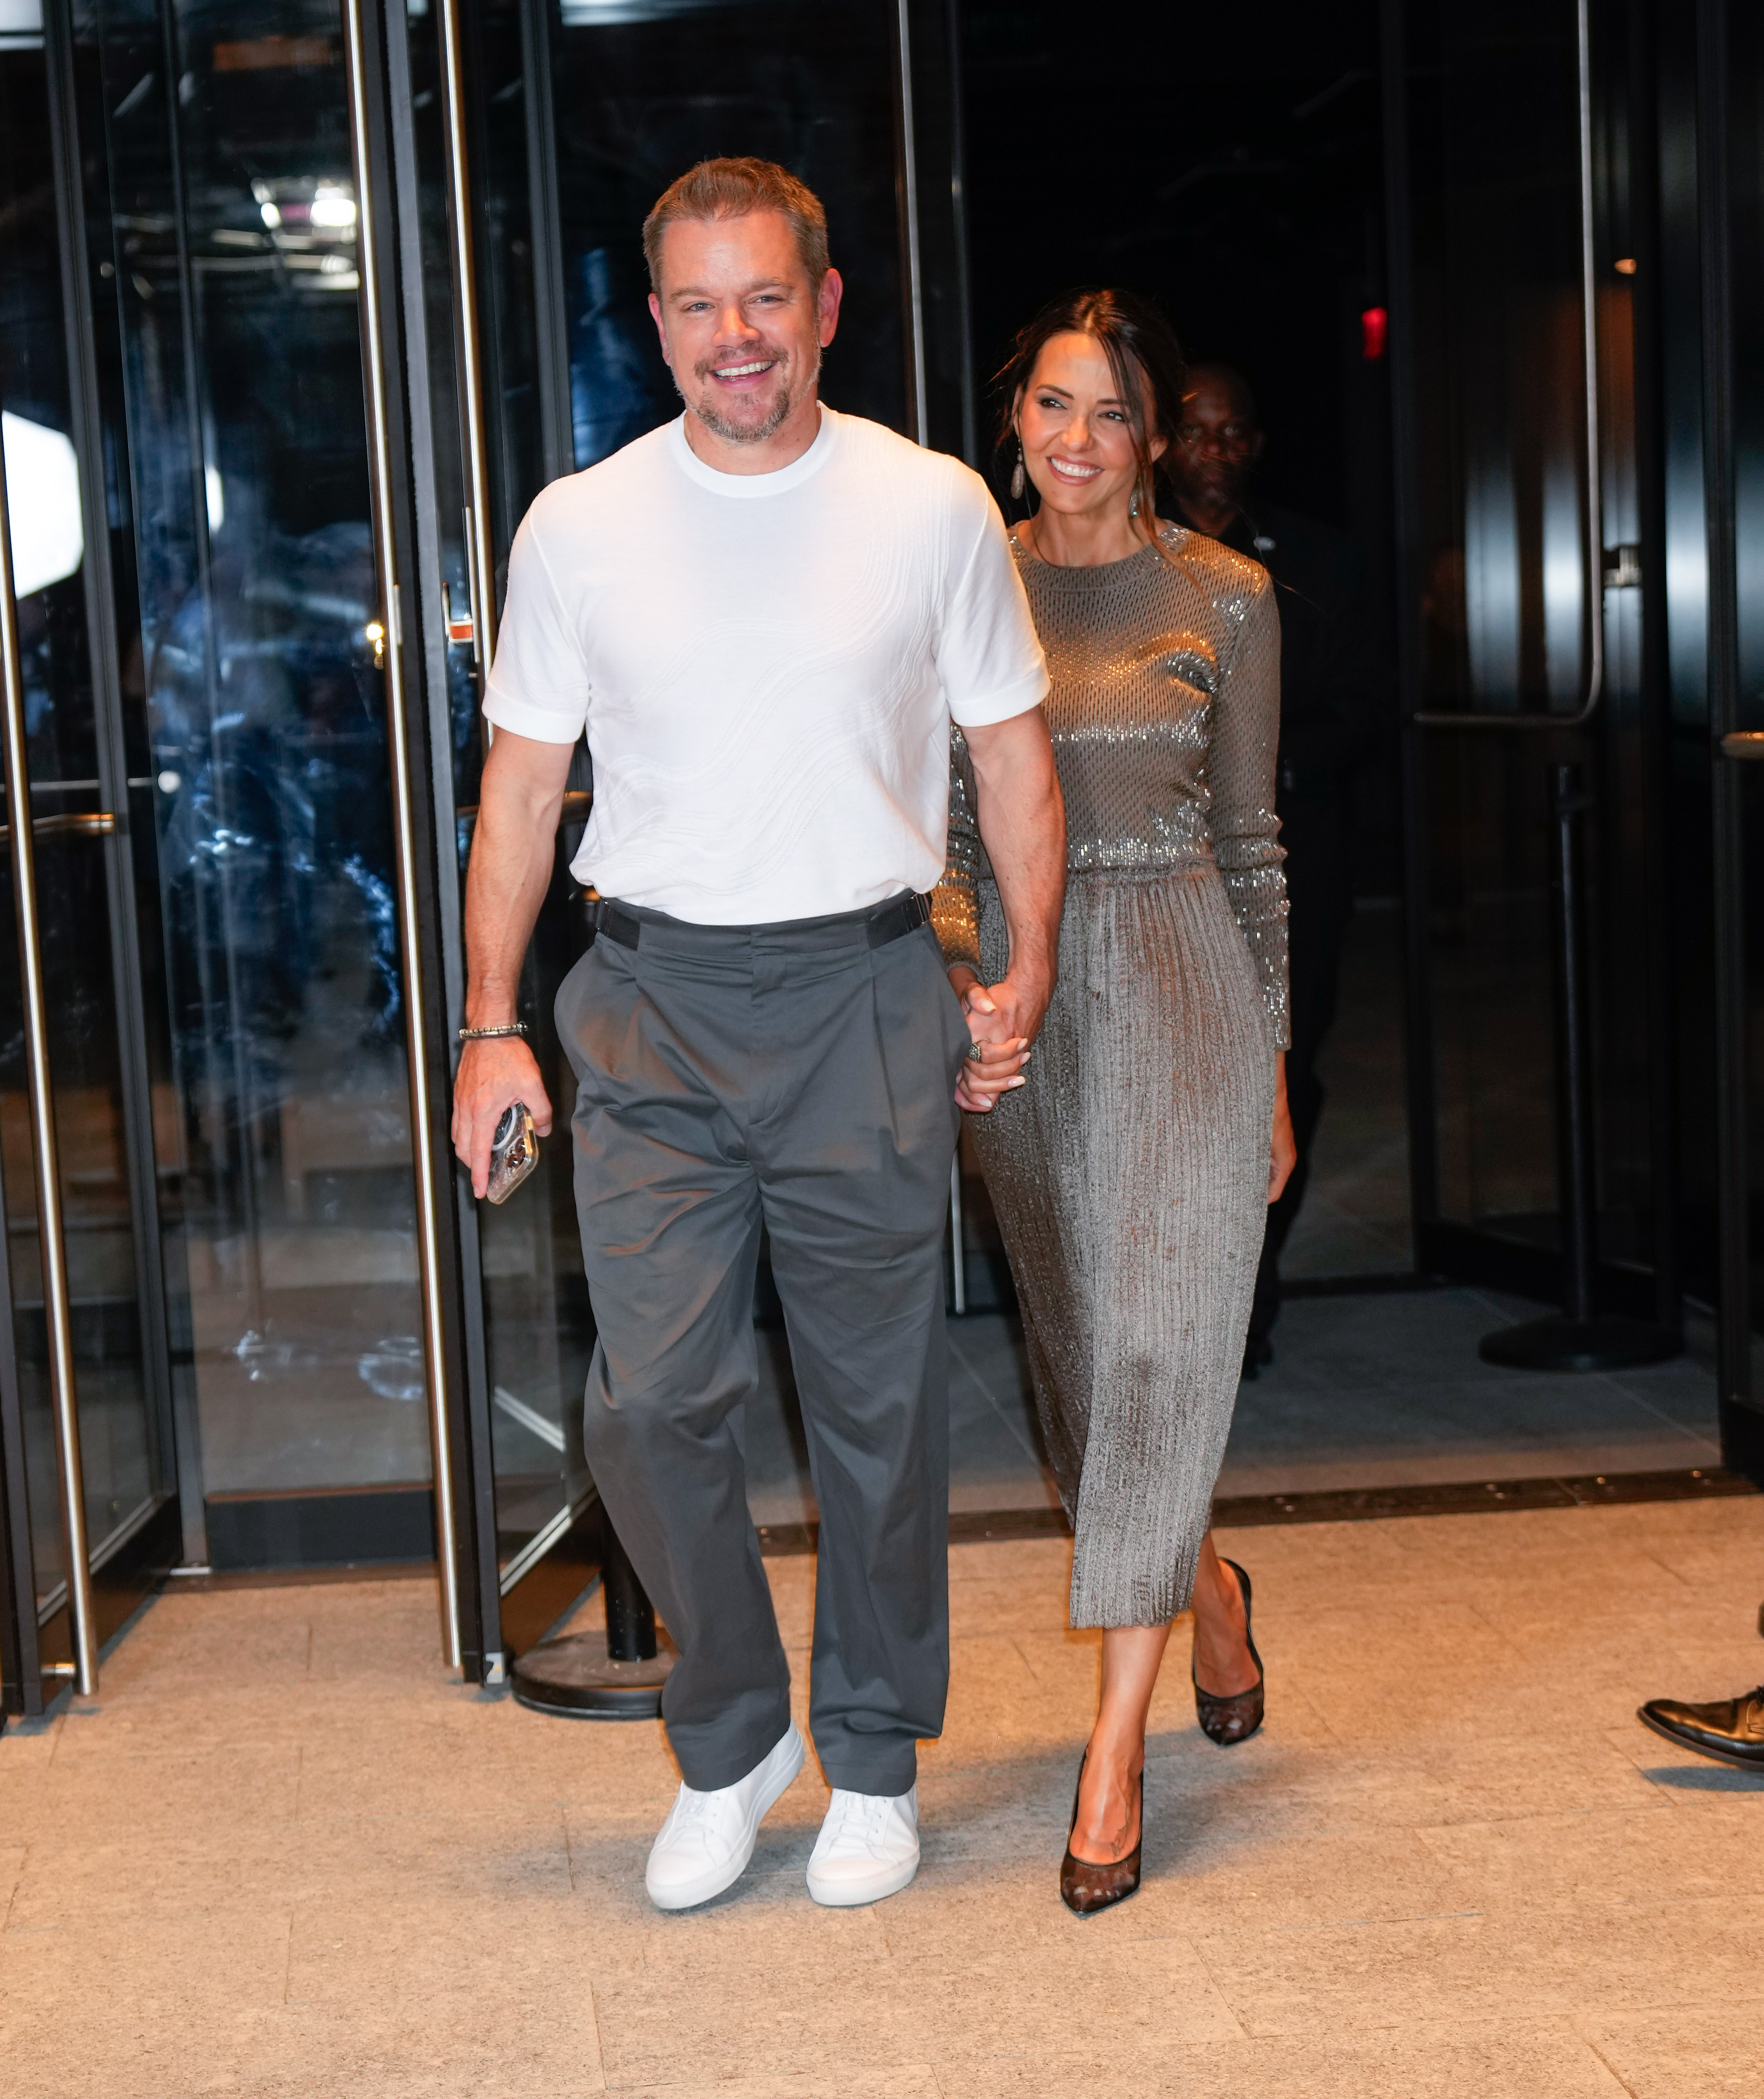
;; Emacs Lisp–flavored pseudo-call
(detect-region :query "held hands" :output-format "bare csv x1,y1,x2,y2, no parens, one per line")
947,964,1049,1114
1268,1052,1296,1204
451,1035,555,1199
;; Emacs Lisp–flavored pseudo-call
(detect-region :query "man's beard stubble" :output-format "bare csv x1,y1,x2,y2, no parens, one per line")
679,341,820,446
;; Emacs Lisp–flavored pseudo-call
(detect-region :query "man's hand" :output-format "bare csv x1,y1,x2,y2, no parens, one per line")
957,706,1065,1112
453,725,574,1196
452,1036,555,1199
1268,1052,1296,1203
947,963,1048,1113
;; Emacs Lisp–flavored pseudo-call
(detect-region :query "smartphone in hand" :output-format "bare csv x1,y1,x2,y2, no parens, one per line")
486,1102,539,1204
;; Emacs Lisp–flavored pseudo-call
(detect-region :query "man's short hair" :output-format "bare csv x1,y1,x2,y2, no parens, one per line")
642,157,829,294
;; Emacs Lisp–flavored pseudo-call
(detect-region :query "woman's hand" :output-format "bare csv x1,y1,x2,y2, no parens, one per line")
1268,1051,1296,1204
948,964,1032,1114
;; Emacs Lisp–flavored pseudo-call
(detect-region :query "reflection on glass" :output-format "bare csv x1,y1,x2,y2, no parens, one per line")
89,1,429,1515
1409,1,1593,1245
2,34,162,1607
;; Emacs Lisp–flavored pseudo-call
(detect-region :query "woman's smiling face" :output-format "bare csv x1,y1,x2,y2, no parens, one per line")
1015,330,1161,523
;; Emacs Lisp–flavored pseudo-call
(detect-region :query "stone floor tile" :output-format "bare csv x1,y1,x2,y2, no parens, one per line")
947,1536,1073,1587
0,1910,296,2069
927,2021,1628,2099
0,1740,301,1841
617,2077,942,2099
4,1501,1762,2093
1577,2007,1764,2096
1415,1802,1756,1912
1193,1895,1764,2036
928,1631,1071,1759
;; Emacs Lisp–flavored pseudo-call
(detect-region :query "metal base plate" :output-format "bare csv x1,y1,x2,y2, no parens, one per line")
510,1630,676,1720
1478,1314,1682,1374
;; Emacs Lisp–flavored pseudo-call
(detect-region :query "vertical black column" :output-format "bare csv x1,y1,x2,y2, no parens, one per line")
1695,0,1760,1476
1378,0,1442,1271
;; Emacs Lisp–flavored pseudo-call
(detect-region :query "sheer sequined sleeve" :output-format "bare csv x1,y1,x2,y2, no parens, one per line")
1210,573,1291,1050
931,727,984,972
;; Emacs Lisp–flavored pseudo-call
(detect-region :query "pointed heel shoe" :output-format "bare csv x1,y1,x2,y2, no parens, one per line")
1193,1557,1264,1746
1059,1752,1143,1916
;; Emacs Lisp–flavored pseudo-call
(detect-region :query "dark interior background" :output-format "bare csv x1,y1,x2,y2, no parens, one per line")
958,0,1399,893
960,4,1387,531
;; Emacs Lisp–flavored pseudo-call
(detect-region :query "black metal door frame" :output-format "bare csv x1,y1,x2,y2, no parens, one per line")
1695,0,1764,1477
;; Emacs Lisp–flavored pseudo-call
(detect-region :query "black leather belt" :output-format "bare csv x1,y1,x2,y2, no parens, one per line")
586,892,933,952
863,891,934,948
584,897,642,949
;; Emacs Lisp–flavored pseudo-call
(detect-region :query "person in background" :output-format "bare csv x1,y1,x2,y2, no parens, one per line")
936,290,1294,1916
1164,363,1385,1376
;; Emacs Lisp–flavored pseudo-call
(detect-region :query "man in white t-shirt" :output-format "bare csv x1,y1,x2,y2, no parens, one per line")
451,158,1064,1913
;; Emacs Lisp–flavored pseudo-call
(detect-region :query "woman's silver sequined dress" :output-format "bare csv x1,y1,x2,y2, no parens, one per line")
933,524,1289,1629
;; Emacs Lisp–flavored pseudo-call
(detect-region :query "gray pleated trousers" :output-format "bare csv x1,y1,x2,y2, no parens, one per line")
556,901,968,1796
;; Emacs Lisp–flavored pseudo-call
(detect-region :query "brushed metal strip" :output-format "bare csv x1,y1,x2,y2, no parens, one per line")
342,0,463,1671
438,0,499,675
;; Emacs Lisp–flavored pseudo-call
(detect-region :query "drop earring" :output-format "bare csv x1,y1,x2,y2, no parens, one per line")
1128,482,1141,520
1010,442,1026,502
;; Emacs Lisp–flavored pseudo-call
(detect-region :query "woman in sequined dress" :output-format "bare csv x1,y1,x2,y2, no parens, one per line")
933,290,1295,1914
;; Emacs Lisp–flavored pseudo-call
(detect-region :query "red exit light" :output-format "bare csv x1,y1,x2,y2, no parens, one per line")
1361,307,1388,360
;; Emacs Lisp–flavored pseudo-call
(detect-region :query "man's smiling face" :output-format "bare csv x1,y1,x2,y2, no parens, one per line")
648,209,842,449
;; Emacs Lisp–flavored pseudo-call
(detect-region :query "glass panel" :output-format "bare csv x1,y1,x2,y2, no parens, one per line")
546,0,907,474
1404,0,1654,1268
410,0,911,1579
80,1,431,1529
1,23,163,1606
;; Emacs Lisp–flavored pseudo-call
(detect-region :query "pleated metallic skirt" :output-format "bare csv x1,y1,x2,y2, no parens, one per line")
971,867,1274,1628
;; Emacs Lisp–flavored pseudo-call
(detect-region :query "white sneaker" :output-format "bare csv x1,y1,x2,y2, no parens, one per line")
645,1724,806,1912
805,1785,921,1907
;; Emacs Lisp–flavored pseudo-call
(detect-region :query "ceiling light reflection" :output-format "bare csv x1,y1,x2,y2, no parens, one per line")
2,411,84,598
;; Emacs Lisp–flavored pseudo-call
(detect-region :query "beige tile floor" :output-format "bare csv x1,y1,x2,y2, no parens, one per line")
3,1497,1763,2097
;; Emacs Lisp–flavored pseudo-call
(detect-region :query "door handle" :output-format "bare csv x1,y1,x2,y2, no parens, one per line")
0,810,118,843
343,0,463,1671
438,0,498,679
0,416,100,1697
1412,0,1605,733
1719,733,1764,761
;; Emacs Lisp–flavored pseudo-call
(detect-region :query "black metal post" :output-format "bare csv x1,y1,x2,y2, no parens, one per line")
601,1521,658,1665
1480,766,1680,1372
1555,762,1598,1327
509,1505,675,1719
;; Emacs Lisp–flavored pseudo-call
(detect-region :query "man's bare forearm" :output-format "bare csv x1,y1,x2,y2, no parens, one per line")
966,707,1066,1007
463,730,574,1025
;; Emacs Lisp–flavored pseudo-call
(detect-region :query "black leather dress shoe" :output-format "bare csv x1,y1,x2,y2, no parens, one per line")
1638,1686,1764,1769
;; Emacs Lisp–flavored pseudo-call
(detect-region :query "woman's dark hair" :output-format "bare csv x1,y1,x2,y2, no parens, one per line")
994,287,1188,546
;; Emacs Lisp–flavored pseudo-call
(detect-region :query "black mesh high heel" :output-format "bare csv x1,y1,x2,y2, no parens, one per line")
1060,1751,1143,1916
1193,1557,1264,1746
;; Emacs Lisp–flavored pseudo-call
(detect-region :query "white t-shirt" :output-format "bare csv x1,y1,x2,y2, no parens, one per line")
483,405,1048,924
